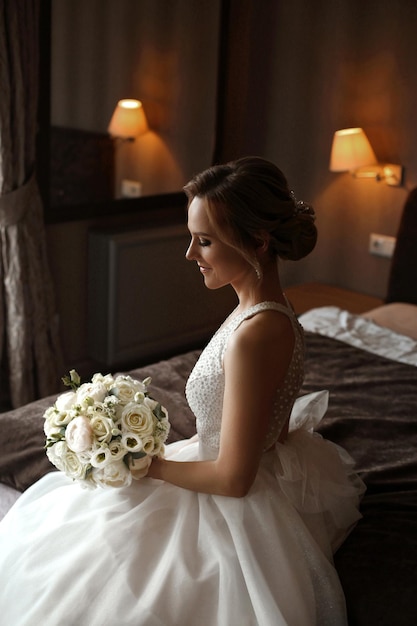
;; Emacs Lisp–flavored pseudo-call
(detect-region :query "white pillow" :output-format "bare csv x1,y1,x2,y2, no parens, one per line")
362,303,417,340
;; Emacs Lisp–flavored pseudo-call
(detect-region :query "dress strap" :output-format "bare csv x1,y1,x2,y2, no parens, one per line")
231,300,297,332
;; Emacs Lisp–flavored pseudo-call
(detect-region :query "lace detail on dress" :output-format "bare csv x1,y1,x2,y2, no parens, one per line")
186,300,305,455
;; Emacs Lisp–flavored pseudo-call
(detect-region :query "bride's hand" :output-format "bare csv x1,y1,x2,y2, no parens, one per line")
146,456,165,480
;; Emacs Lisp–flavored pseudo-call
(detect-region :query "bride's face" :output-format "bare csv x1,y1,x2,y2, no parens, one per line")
186,196,252,290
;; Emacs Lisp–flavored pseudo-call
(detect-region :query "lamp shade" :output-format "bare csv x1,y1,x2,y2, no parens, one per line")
329,128,377,172
108,99,148,139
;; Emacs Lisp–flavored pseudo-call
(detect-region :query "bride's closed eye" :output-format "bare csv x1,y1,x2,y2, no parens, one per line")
199,238,211,247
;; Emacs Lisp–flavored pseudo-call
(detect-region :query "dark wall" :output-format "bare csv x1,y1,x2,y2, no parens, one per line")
46,0,417,374
218,0,416,295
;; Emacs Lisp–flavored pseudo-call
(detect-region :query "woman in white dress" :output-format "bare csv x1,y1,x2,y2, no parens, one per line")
0,156,364,625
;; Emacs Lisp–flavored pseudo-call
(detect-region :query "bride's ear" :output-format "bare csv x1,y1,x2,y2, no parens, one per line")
254,231,270,253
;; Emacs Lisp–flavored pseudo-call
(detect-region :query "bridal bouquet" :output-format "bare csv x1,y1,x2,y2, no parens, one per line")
44,370,170,489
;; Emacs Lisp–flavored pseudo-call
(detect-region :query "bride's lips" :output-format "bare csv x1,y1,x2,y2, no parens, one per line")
198,264,210,273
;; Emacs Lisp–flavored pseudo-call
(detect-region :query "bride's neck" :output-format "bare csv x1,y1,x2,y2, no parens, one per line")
236,263,285,311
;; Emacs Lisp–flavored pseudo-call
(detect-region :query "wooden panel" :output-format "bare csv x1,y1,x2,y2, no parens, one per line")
88,224,237,368
50,126,115,206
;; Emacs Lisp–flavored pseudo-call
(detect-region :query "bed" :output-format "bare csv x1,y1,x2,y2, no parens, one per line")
1,190,417,625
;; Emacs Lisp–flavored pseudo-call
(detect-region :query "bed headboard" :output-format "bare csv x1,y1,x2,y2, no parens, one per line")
386,187,417,305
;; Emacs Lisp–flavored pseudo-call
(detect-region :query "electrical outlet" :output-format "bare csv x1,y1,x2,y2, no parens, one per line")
369,233,396,258
121,179,142,198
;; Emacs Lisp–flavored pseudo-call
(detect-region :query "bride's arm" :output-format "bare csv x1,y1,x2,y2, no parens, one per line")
147,313,294,497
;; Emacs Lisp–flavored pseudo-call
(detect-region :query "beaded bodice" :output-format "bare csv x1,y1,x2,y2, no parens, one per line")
185,301,305,457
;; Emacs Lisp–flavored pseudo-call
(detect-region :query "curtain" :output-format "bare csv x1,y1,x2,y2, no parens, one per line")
0,0,63,407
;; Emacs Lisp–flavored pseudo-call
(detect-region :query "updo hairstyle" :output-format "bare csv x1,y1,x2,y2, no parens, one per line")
184,156,317,271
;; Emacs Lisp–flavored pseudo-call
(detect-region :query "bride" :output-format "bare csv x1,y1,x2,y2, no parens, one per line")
0,156,364,625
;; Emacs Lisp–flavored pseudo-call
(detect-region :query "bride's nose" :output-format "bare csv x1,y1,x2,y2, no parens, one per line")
185,240,195,261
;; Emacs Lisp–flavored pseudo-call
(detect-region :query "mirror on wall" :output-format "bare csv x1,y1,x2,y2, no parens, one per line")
49,0,221,209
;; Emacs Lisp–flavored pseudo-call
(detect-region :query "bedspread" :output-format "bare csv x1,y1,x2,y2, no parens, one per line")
302,332,417,626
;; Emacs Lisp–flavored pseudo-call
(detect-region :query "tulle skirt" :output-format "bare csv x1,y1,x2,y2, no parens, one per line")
0,392,364,626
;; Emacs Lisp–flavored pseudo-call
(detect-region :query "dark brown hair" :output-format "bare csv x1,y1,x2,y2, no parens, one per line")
184,157,317,267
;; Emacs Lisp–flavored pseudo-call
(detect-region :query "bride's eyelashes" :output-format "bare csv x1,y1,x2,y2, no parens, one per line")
199,238,211,247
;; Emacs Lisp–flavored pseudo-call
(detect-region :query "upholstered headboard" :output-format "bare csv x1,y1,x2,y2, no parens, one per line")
386,187,417,305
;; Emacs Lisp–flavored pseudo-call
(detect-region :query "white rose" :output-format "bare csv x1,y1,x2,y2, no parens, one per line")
93,460,132,489
121,403,154,437
55,391,76,412
90,414,114,444
112,376,147,404
65,416,93,452
76,382,107,405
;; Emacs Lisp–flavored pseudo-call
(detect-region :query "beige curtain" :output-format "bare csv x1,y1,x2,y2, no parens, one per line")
0,0,63,407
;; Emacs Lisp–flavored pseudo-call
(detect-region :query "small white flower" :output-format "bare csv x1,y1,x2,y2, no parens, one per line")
108,439,126,461
140,435,157,455
49,409,73,429
90,447,112,468
121,432,143,453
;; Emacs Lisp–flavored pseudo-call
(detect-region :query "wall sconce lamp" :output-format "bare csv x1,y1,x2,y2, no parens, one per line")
329,127,403,187
108,99,148,141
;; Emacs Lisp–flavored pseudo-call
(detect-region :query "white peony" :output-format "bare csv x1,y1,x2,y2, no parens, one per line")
93,460,132,488
76,381,107,405
46,440,67,472
65,416,93,452
55,390,77,412
47,441,87,480
44,421,63,439
91,372,115,388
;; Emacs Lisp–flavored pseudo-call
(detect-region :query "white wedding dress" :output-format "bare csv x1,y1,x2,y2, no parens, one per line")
0,302,365,626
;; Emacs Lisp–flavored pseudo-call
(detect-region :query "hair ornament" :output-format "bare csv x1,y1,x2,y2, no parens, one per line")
290,190,315,219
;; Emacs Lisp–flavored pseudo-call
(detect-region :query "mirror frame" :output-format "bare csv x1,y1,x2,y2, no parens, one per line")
37,0,229,225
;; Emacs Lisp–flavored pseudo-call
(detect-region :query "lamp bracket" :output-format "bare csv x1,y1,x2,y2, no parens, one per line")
382,164,404,187
353,163,404,187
